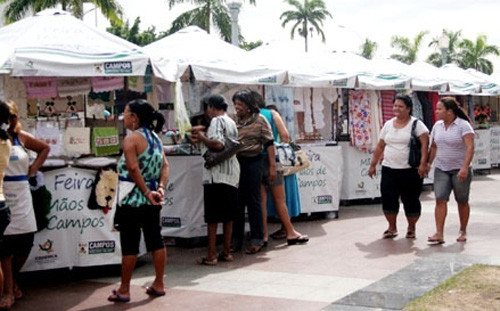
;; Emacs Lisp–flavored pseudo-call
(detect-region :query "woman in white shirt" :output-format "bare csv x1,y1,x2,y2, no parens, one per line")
368,95,429,239
426,97,474,244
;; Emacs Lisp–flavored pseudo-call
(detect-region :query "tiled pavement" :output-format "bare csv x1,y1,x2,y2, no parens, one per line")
12,169,500,311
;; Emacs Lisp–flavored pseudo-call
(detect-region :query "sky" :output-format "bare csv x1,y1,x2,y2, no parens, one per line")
86,0,500,72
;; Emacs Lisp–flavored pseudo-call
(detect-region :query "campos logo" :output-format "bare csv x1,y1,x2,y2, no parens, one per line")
104,61,133,74
88,240,115,254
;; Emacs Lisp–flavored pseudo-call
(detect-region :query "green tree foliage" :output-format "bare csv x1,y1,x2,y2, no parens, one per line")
359,38,377,59
0,0,122,24
390,31,428,64
457,35,499,74
107,17,164,46
166,0,256,41
280,0,332,52
426,29,462,67
240,40,263,51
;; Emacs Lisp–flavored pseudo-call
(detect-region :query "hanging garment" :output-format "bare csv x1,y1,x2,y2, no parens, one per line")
380,90,396,124
264,85,296,140
411,92,424,121
92,77,124,92
428,92,440,124
368,90,382,151
349,90,372,151
57,78,91,97
23,77,58,99
417,91,434,130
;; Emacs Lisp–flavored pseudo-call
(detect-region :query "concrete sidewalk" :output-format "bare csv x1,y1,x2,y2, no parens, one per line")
13,169,500,311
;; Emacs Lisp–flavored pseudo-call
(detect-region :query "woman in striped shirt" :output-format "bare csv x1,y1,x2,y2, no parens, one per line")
427,97,474,244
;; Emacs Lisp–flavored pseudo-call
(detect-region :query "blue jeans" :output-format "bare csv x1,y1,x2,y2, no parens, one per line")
233,156,264,247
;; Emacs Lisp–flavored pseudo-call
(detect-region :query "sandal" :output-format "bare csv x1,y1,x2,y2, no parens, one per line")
0,296,14,310
218,252,234,262
145,286,166,297
245,244,264,255
383,230,398,239
107,289,130,303
457,231,467,242
270,229,287,240
287,235,309,245
197,256,218,266
427,233,445,244
405,231,416,239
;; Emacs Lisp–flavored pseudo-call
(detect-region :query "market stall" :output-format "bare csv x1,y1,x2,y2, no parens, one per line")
0,9,159,271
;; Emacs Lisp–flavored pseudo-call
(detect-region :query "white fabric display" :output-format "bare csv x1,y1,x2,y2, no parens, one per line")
86,103,106,119
174,80,192,135
35,125,65,157
369,90,382,151
264,85,295,140
64,127,91,156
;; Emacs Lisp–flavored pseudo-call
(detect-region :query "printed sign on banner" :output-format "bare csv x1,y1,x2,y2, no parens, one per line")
160,156,205,238
296,146,342,214
472,129,491,170
490,127,500,165
22,168,143,272
339,142,381,200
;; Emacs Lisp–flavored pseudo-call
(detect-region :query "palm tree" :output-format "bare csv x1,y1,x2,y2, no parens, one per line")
457,35,500,74
280,0,332,52
390,31,428,64
359,38,377,59
426,29,462,67
166,0,256,41
0,0,122,24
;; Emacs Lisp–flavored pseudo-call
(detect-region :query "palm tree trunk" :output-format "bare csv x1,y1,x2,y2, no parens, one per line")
303,21,308,52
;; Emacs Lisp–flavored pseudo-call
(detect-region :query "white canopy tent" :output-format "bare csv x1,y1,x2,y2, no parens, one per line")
144,26,287,84
437,64,481,95
406,61,449,92
247,42,358,88
0,9,149,77
465,68,500,96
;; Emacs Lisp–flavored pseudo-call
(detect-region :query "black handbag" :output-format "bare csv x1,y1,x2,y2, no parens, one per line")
203,119,241,169
408,120,421,168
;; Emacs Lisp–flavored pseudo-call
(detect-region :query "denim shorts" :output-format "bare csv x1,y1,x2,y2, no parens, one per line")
434,167,472,203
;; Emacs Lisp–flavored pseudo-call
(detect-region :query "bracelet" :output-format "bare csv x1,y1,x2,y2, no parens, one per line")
158,184,165,190
144,189,151,196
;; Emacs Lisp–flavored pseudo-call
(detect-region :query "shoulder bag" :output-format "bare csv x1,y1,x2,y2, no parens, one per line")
408,119,421,168
276,142,310,176
203,118,241,169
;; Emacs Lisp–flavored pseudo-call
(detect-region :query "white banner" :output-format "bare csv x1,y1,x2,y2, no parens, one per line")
23,167,124,272
472,129,491,170
490,127,500,165
339,142,382,200
160,156,205,238
297,145,342,213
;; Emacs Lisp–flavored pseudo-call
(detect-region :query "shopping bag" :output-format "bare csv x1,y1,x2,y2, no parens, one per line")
91,127,119,156
64,127,91,156
276,142,310,176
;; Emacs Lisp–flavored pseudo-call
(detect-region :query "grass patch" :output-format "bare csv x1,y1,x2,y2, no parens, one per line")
404,264,500,311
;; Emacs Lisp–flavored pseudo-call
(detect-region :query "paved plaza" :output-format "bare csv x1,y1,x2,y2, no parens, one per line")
12,168,500,311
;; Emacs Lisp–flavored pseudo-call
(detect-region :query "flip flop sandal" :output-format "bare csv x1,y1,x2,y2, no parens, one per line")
405,231,416,239
383,230,398,239
218,252,234,262
197,256,218,265
427,235,445,244
245,244,264,254
287,235,309,245
456,231,467,242
107,289,130,303
145,286,166,297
